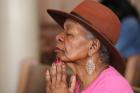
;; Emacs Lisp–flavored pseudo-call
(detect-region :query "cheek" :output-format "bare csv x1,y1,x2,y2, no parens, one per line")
65,39,89,61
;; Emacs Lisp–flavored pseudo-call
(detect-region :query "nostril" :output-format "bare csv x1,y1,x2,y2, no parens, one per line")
56,34,64,42
58,38,62,42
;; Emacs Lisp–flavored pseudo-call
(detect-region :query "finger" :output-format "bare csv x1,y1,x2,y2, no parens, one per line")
69,75,76,93
46,69,51,84
45,69,51,92
50,63,57,86
62,64,67,83
56,62,62,83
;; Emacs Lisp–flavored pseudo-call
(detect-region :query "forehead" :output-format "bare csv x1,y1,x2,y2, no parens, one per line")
64,19,77,29
64,19,86,33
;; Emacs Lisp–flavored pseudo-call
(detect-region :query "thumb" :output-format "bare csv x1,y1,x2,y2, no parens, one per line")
69,75,76,93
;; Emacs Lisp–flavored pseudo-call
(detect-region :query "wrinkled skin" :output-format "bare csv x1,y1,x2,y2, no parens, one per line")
45,19,101,93
55,20,90,62
46,61,76,93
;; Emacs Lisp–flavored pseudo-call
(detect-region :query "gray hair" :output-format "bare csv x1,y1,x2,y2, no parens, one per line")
65,19,110,63
83,27,110,64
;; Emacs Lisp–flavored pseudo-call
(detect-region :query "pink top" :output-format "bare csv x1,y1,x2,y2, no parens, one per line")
81,66,134,93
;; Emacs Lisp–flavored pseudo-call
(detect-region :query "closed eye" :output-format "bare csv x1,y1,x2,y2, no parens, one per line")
66,33,72,36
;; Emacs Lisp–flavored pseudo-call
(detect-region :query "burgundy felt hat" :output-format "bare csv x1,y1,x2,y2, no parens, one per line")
47,0,125,74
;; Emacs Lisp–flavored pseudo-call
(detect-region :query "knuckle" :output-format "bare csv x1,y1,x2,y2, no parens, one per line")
51,85,56,90
55,84,60,88
61,82,67,88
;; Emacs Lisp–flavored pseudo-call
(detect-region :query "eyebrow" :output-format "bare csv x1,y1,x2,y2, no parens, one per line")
64,25,73,35
64,23,72,30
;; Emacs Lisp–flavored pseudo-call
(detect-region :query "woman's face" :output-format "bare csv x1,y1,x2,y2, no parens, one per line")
55,19,90,62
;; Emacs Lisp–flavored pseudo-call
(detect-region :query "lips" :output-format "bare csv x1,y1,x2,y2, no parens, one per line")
55,47,64,53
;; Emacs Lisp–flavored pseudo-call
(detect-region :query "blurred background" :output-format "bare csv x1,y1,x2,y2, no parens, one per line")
0,0,140,93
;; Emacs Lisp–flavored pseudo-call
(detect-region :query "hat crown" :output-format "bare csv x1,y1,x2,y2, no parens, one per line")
47,0,124,75
72,0,121,44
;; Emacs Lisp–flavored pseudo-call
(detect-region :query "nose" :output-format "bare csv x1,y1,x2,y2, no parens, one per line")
56,32,65,43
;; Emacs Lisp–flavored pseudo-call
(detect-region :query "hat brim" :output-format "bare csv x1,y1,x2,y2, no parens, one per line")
47,9,125,75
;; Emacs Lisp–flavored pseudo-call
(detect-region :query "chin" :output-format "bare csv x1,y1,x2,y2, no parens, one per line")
56,53,66,61
60,56,70,62
57,54,72,62
56,52,79,62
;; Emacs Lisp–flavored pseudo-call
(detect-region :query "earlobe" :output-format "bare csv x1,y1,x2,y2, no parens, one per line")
88,49,93,56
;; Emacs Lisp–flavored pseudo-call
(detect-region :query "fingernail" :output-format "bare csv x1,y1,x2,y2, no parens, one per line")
52,63,54,66
52,64,56,68
62,64,65,68
54,59,57,64
46,69,49,75
57,58,60,63
56,58,61,64
58,57,60,61
57,60,61,64
52,63,56,68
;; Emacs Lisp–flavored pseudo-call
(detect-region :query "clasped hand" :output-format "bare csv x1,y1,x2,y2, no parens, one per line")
45,60,76,93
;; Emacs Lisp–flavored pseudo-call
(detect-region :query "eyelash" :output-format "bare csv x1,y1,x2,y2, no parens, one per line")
64,30,73,37
65,33,74,38
66,33,71,36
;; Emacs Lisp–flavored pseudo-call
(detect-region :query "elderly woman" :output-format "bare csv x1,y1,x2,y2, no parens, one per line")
45,0,134,93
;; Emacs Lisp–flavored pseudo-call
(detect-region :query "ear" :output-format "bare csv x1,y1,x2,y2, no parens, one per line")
88,39,101,56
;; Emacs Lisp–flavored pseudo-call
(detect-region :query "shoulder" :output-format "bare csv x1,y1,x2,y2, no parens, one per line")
122,16,139,29
100,66,134,93
122,16,139,24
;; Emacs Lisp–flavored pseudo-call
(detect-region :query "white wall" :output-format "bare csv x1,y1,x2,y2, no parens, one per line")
38,0,84,24
0,0,39,93
130,0,140,15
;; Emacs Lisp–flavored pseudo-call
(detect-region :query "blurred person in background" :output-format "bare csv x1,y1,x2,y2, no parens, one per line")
45,0,133,93
101,0,140,88
101,0,140,62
